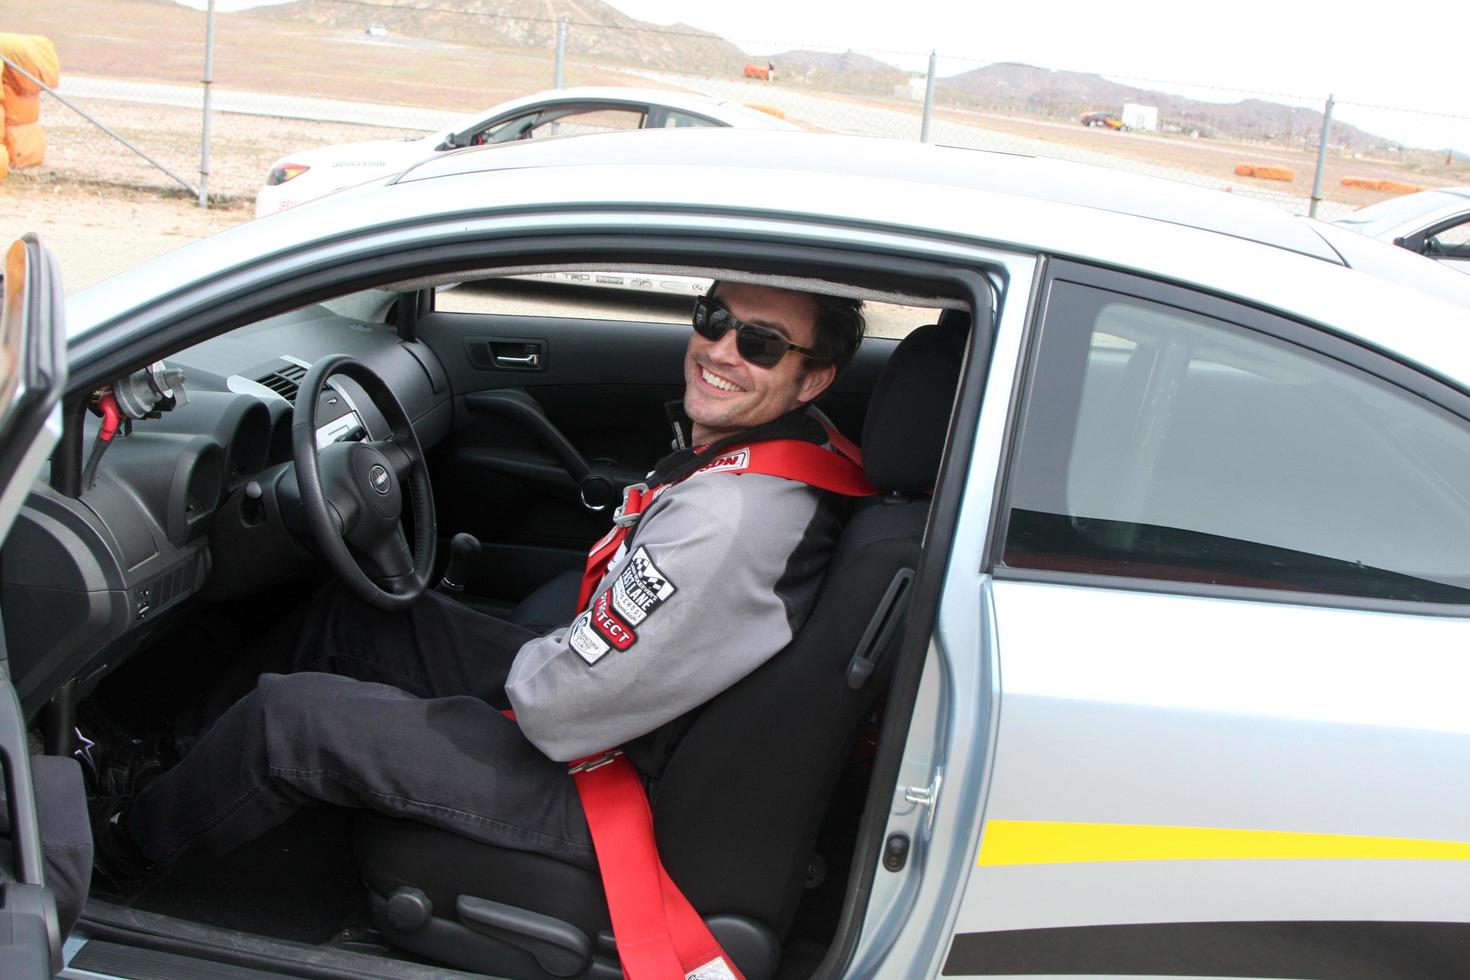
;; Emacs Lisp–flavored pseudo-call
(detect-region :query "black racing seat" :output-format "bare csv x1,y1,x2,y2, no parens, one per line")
351,316,969,979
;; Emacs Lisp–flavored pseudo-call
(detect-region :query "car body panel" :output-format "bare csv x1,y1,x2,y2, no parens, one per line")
945,580,1470,975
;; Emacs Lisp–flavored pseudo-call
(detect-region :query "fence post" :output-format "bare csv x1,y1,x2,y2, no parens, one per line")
199,0,216,208
553,16,567,89
920,51,937,143
1308,93,1335,219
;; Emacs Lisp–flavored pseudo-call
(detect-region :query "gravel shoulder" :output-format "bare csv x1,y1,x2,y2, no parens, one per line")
2,171,252,294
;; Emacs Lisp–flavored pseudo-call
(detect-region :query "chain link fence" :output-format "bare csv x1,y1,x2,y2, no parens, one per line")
16,0,1470,222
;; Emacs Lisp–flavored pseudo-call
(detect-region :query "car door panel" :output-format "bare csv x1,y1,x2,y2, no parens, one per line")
943,261,1470,977
0,236,71,976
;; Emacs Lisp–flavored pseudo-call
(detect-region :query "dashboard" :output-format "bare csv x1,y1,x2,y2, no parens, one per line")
0,298,453,717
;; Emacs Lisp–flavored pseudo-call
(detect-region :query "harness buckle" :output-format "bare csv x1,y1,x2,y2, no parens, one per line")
612,483,649,527
569,749,624,775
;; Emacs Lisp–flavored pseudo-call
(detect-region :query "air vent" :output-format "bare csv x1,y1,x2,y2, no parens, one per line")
256,362,308,401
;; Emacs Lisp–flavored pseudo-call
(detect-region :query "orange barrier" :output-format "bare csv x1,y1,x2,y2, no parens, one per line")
3,89,39,126
1376,179,1426,195
1234,163,1296,182
0,34,58,172
744,103,785,119
0,34,59,94
5,122,43,168
742,63,773,81
1339,176,1428,195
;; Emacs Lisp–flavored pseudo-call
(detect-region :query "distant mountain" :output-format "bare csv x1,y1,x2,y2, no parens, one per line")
765,50,909,97
249,0,748,74
938,62,1390,150
238,2,1399,148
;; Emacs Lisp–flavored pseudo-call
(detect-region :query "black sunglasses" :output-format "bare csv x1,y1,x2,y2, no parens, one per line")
692,296,820,369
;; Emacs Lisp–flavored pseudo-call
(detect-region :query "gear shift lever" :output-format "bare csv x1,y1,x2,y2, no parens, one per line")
438,533,480,595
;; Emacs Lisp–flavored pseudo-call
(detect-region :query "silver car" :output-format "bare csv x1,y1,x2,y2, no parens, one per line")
1334,185,1470,275
4,129,1470,980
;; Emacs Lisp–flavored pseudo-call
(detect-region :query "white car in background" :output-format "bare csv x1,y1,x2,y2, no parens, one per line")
254,86,795,218
1334,186,1470,275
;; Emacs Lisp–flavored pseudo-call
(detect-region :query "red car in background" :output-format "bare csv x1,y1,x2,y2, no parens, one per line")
1081,111,1124,130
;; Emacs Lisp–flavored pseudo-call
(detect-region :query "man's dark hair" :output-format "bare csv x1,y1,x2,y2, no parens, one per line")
708,280,866,372
810,291,866,373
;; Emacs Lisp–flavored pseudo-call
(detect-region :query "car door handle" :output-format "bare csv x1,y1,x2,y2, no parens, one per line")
463,337,546,372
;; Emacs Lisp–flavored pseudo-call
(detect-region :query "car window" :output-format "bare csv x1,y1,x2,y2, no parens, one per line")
660,110,722,129
434,276,941,338
475,106,646,145
478,110,539,144
1000,279,1470,604
1428,216,1470,258
528,107,646,139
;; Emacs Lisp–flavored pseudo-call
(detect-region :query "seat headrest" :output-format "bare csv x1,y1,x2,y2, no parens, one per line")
861,316,968,493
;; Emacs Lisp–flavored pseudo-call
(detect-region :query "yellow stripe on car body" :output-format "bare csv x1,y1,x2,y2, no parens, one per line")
978,820,1470,866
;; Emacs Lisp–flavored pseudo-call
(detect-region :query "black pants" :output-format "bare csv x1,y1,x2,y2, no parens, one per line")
127,585,595,869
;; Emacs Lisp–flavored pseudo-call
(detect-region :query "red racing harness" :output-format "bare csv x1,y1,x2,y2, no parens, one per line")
566,430,877,979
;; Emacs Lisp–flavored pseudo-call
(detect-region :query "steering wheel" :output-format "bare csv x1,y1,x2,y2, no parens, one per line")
292,354,436,610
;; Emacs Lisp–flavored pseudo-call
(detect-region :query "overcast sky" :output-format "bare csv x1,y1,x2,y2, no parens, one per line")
182,0,1469,149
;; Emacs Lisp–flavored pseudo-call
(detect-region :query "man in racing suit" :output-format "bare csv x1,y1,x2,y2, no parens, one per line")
96,280,866,877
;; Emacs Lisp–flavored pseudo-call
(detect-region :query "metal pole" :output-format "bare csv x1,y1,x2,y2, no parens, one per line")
0,57,199,197
920,50,937,143
553,16,567,89
1308,93,1335,219
199,0,216,208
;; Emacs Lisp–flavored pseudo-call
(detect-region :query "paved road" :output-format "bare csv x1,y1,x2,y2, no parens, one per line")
57,75,463,132
56,72,1316,216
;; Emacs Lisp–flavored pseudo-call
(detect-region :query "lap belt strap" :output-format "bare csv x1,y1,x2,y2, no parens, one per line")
499,712,741,979
570,750,743,980
576,435,877,610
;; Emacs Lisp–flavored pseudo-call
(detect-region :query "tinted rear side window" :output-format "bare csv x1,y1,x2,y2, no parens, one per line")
1001,280,1470,604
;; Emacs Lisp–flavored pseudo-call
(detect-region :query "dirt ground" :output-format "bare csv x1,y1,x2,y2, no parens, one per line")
2,171,251,294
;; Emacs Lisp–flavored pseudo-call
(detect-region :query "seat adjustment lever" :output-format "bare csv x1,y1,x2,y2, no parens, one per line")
455,895,592,978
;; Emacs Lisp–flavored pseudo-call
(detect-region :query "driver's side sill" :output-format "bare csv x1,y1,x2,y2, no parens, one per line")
70,901,489,980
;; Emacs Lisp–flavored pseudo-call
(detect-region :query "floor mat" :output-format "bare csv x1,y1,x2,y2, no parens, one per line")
127,806,368,945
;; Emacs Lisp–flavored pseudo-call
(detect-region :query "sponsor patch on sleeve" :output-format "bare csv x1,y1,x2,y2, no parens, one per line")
591,590,637,650
568,611,611,665
610,546,677,628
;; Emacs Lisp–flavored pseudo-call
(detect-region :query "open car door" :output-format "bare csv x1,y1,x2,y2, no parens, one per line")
0,235,69,977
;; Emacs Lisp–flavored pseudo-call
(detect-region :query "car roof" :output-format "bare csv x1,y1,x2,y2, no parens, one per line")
399,129,1341,262
458,86,795,131
71,130,1470,393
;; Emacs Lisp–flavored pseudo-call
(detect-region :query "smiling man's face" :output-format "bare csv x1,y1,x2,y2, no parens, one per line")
682,283,837,446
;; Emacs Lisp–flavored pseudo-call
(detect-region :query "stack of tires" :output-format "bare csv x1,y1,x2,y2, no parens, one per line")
0,34,60,178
